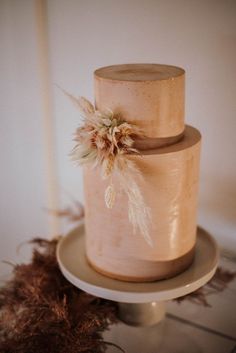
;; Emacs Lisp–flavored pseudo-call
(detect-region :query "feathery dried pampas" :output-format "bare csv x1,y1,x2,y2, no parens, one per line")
0,237,119,353
64,90,152,246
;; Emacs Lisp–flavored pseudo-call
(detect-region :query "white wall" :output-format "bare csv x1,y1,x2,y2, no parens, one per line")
1,0,236,275
0,0,50,277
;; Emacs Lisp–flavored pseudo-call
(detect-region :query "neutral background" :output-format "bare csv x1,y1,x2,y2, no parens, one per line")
1,0,236,277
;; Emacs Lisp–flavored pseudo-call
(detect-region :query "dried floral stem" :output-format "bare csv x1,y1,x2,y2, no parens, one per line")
0,237,118,353
64,90,152,246
175,267,236,306
115,156,153,246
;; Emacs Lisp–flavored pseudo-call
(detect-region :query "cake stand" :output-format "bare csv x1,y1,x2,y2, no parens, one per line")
56,224,219,326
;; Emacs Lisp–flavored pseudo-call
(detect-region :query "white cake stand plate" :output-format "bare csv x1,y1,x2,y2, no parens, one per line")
57,224,219,326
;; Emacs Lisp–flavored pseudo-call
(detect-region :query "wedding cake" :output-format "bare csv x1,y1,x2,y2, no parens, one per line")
71,64,201,282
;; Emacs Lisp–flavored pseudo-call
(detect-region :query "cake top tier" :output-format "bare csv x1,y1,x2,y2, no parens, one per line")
94,63,185,139
94,63,185,82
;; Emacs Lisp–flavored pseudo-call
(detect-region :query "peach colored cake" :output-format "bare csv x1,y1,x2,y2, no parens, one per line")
82,64,201,282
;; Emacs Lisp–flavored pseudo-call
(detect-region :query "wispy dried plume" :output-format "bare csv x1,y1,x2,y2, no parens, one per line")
0,238,119,353
65,92,152,246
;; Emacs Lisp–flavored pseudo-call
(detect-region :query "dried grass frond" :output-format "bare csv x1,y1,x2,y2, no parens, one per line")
105,184,116,209
65,91,152,246
175,267,236,306
0,237,118,353
115,156,153,246
47,200,84,223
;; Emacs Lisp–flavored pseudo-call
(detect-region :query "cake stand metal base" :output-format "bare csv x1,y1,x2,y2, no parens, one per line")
118,301,166,326
57,224,219,326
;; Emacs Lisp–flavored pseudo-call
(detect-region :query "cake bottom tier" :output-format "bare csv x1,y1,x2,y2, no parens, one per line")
87,246,195,282
84,126,201,282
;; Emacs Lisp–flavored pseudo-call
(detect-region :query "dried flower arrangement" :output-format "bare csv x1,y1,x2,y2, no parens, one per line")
63,90,152,246
0,237,120,353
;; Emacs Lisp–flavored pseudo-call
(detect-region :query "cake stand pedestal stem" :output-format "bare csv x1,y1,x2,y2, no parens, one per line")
118,301,166,326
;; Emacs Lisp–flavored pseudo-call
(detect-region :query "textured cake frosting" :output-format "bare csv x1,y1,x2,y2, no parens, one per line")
94,64,185,139
83,64,201,282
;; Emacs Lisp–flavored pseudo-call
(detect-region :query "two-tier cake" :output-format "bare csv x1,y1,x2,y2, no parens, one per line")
72,64,201,282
